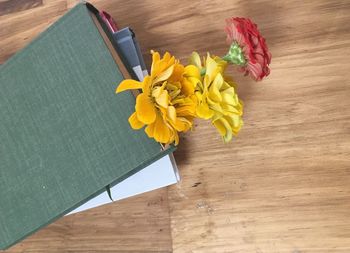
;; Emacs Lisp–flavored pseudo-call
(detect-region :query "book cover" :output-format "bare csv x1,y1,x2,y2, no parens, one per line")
0,3,174,249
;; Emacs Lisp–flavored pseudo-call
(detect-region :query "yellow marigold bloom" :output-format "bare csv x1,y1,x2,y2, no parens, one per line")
190,52,243,143
116,51,199,145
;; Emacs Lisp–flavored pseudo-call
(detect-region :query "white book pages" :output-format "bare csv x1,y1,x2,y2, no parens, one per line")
68,154,179,215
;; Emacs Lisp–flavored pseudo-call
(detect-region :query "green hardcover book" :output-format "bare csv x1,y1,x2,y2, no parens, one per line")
0,3,174,250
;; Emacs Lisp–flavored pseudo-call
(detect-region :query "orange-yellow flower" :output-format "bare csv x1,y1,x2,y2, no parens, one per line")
116,51,199,145
190,52,243,143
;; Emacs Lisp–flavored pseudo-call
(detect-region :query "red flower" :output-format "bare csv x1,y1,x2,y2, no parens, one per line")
225,17,271,81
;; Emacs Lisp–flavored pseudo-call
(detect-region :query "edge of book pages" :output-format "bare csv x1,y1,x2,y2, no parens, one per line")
69,153,179,214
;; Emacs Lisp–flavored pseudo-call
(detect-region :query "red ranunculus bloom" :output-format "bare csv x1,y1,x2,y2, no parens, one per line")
225,17,271,81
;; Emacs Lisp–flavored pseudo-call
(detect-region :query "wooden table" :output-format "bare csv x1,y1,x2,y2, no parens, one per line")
1,0,350,252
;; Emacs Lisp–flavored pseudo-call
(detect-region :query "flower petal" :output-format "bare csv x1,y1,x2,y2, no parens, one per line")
128,112,144,129
145,122,155,138
151,50,161,75
221,87,236,105
116,79,143,93
173,117,192,132
154,65,175,83
155,89,169,108
208,73,223,102
163,52,171,62
184,65,200,79
169,64,185,83
213,118,226,137
174,131,179,146
136,93,156,124
176,103,196,117
153,114,171,144
196,102,214,119
166,106,192,132
181,79,196,96
225,114,242,135
213,118,233,143
141,76,152,94
189,52,202,69
205,54,218,82
167,106,177,122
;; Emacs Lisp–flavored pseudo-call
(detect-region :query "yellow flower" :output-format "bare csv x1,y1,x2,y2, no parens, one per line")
116,51,199,145
190,52,243,143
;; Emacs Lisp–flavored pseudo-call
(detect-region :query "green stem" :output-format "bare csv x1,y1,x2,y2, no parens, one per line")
222,55,232,62
222,42,247,66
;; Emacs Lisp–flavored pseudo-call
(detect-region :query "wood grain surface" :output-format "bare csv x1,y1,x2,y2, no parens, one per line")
1,0,350,252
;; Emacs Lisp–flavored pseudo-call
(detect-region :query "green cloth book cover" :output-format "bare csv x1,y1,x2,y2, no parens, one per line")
0,3,173,250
